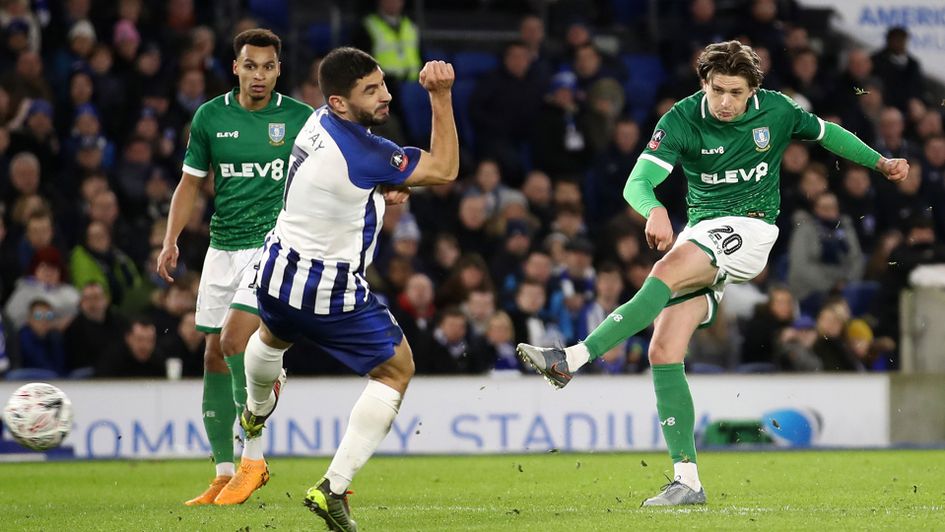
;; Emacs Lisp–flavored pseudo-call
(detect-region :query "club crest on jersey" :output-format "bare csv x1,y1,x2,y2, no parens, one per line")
390,150,408,171
752,127,771,152
648,129,666,150
268,123,286,146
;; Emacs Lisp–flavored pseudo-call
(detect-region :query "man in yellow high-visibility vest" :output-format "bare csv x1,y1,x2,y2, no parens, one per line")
358,0,421,82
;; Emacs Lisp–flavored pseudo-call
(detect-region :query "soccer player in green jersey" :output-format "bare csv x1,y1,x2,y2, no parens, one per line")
156,29,312,506
518,41,908,506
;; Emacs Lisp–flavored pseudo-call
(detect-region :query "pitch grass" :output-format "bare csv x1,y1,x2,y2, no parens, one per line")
0,450,941,531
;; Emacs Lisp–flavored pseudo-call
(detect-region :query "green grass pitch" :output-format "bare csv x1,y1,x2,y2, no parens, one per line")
0,450,940,530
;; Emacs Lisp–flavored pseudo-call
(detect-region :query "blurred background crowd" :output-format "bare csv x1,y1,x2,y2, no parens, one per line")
1,0,944,380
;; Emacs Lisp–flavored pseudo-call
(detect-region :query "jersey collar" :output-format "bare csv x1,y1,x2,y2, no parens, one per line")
227,88,282,111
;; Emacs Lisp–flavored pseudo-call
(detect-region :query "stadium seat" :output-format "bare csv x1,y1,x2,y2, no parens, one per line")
452,51,499,80
842,281,880,317
609,0,649,26
621,53,666,124
248,0,289,30
423,48,451,62
689,362,725,374
451,79,477,149
399,81,432,145
5,368,60,381
735,362,778,373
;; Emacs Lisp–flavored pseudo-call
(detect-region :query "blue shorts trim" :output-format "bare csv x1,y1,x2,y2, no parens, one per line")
257,291,403,375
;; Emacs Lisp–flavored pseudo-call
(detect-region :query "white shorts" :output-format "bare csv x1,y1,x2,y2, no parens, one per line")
195,246,264,333
669,216,779,326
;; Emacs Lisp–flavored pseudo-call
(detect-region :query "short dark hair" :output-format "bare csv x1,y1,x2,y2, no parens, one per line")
318,47,379,100
233,28,281,58
697,40,764,89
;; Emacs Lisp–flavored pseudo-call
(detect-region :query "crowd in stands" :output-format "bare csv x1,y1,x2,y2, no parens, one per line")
1,0,944,380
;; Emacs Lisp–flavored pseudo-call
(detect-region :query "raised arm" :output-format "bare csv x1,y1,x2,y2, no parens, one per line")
404,61,459,187
818,121,909,182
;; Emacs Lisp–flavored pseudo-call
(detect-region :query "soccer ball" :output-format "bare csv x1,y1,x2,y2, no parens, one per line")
2,383,73,451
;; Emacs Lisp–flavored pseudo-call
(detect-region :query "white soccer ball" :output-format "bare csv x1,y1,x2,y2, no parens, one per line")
2,383,73,451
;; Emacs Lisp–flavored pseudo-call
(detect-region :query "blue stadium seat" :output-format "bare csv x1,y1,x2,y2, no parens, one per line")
610,0,649,25
5,368,60,381
399,81,432,145
307,23,348,56
452,51,499,80
735,362,778,373
621,53,666,124
248,0,289,30
423,48,451,62
689,362,725,374
452,79,477,149
842,281,880,317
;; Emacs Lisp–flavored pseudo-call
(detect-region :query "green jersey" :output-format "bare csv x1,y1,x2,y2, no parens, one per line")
183,89,312,250
640,89,824,225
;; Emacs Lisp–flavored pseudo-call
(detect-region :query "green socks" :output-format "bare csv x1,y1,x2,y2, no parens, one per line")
652,363,697,464
225,353,248,416
203,371,236,464
584,276,671,360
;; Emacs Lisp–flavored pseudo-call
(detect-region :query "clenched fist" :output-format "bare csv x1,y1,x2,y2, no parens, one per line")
419,61,455,93
877,157,909,183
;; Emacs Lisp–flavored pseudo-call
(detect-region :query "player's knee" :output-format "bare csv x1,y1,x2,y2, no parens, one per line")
203,339,227,372
647,341,673,366
219,329,247,358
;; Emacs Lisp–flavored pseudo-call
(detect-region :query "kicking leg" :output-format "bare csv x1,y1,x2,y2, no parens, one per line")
185,334,235,506
305,337,415,532
214,322,290,505
642,295,708,507
519,241,717,388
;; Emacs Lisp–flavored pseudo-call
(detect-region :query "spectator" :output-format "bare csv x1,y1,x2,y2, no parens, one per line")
156,310,204,377
469,41,544,181
436,253,492,309
788,192,864,309
64,281,126,376
837,166,879,251
50,20,97,94
16,298,67,376
453,194,496,259
871,26,923,113
844,318,895,371
480,310,519,372
740,285,795,366
4,246,79,330
355,0,421,85
518,14,557,82
462,287,496,339
507,279,562,347
877,160,931,235
774,314,822,371
69,220,143,309
922,135,945,236
489,219,533,289
570,43,626,100
831,48,873,113
875,106,919,162
466,158,512,218
95,316,165,377
390,273,436,351
426,232,460,287
813,303,857,371
8,97,59,172
414,307,488,374
872,217,945,353
584,118,641,230
521,169,554,234
787,48,831,114
531,71,589,176
410,180,460,241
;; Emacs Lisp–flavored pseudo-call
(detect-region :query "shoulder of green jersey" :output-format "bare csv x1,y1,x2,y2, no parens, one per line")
182,164,208,177
639,153,674,172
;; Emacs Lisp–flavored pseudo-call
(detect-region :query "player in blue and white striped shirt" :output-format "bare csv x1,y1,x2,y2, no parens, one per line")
238,47,458,530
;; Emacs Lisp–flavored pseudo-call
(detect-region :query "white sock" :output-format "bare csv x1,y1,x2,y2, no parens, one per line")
216,462,235,477
325,380,402,495
674,461,702,491
243,435,265,461
564,343,590,372
244,331,286,416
